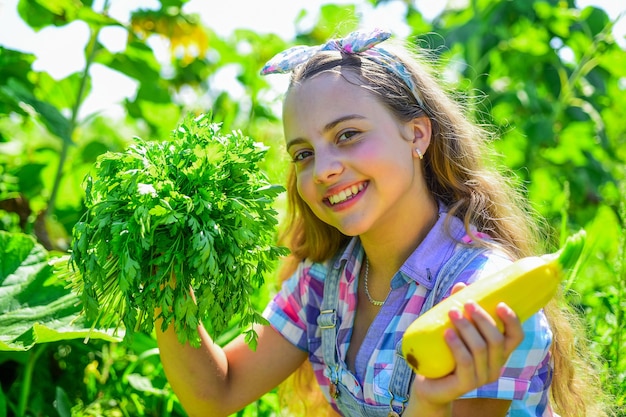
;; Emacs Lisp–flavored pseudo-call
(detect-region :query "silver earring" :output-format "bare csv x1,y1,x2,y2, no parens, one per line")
415,148,423,160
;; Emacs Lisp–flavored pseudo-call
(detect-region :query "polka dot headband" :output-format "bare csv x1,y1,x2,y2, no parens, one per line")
260,28,424,107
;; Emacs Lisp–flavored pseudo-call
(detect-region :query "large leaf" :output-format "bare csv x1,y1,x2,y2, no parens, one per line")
1,79,72,144
0,231,121,351
17,0,86,30
37,71,91,113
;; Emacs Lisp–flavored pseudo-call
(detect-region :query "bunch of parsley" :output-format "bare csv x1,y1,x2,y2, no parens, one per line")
70,114,288,348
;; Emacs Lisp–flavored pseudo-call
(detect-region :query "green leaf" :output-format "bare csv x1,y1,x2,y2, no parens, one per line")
579,6,610,37
0,47,35,89
37,71,90,113
2,79,72,144
508,21,550,56
0,386,6,417
95,41,161,84
76,7,122,28
126,373,166,395
311,4,359,40
53,387,72,417
17,0,83,30
69,113,288,347
597,47,626,78
0,231,121,351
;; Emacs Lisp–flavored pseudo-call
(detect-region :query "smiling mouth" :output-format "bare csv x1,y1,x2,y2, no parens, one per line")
327,182,367,205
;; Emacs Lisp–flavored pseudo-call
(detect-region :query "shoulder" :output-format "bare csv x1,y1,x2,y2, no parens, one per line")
278,237,354,298
439,242,513,294
263,258,328,346
466,246,514,283
279,257,328,301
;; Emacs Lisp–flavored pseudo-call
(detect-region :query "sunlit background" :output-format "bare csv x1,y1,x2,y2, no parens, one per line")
0,0,624,120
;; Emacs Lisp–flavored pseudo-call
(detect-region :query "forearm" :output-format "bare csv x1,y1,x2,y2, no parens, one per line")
402,300,521,417
404,398,451,417
404,398,511,417
155,318,231,417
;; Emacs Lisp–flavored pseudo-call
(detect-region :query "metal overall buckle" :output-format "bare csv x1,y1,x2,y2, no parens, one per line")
387,390,408,417
328,364,340,399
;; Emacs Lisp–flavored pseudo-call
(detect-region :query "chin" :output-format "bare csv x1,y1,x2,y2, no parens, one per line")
333,222,369,238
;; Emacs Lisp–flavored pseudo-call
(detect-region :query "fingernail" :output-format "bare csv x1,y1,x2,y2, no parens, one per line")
464,300,477,314
444,328,458,341
497,302,513,316
449,307,463,320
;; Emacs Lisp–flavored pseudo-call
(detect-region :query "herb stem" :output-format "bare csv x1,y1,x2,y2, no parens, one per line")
46,5,108,218
614,185,626,371
17,345,46,417
69,115,286,347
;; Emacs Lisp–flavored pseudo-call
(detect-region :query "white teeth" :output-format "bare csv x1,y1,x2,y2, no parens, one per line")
328,183,365,205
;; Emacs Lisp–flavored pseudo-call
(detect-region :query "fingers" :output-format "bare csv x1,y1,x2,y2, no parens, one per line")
410,302,525,408
450,282,467,295
496,302,525,355
463,302,506,382
447,306,491,387
446,301,523,387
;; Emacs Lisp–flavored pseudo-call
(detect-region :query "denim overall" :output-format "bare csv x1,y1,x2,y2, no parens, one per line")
317,245,487,417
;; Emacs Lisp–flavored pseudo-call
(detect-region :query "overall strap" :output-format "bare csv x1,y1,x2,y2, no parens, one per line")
388,244,488,415
420,244,488,314
317,256,345,392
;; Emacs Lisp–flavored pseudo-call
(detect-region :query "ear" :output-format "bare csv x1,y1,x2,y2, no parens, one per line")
410,116,431,158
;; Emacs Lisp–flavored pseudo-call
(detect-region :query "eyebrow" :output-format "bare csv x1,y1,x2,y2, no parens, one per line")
286,114,366,151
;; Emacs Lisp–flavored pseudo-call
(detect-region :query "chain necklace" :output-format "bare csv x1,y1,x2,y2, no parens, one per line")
363,258,386,307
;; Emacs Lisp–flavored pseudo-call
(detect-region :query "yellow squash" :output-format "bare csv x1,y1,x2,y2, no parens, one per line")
401,231,586,378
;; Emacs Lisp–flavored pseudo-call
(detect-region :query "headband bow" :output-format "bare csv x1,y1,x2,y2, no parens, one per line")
260,28,423,107
260,28,391,75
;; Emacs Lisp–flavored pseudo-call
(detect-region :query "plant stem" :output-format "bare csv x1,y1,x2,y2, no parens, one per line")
614,183,626,370
46,3,109,218
17,345,46,417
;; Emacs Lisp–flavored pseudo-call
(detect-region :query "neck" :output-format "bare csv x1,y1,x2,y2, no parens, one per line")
361,196,439,279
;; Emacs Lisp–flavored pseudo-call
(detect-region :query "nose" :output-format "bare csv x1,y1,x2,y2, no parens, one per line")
313,147,344,184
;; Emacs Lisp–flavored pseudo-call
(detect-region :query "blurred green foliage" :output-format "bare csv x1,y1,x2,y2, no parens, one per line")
0,0,624,415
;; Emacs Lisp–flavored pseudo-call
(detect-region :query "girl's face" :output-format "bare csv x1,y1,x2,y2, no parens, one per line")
283,71,432,238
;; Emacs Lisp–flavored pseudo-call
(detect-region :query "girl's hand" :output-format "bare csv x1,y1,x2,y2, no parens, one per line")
406,283,524,415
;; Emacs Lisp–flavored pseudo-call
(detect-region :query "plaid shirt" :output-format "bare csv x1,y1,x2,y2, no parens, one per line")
263,213,554,416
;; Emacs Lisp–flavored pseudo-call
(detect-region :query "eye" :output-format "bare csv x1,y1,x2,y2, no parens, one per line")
337,130,360,143
291,149,313,163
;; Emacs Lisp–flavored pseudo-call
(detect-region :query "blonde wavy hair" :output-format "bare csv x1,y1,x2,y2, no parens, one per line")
274,40,611,417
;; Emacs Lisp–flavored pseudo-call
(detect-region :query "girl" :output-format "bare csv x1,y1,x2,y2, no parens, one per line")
156,29,607,416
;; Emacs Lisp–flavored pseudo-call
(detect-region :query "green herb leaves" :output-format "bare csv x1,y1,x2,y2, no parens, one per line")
70,114,288,348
